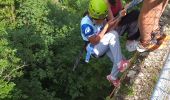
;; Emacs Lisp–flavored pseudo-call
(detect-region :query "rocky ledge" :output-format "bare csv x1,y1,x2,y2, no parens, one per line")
115,4,170,100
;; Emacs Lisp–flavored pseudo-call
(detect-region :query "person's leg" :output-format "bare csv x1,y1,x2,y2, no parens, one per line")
125,10,140,52
151,0,169,41
115,10,140,51
108,30,129,72
93,30,128,86
125,10,140,40
93,35,112,58
93,30,123,67
106,31,129,86
93,31,123,76
138,0,162,42
106,50,119,78
116,10,140,38
104,31,128,74
137,0,169,52
106,50,121,79
93,31,121,77
153,0,169,30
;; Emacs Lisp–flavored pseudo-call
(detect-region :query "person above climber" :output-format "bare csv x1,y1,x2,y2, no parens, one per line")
137,0,169,52
106,0,140,52
80,0,129,87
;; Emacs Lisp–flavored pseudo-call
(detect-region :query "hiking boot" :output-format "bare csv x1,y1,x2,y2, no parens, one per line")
136,39,160,52
151,26,166,41
152,33,166,41
117,60,129,72
106,75,120,87
126,40,138,52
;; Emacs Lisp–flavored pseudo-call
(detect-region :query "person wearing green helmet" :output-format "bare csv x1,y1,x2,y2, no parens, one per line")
80,0,129,87
88,0,108,19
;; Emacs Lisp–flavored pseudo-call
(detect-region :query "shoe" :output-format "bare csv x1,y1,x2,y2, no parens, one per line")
117,60,129,72
126,40,138,52
136,39,160,52
151,27,166,41
106,75,120,87
152,32,166,41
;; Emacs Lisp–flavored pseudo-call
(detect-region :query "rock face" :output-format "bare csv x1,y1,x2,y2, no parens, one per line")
116,4,170,100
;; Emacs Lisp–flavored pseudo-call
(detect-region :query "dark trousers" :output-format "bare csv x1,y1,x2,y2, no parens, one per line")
115,10,140,40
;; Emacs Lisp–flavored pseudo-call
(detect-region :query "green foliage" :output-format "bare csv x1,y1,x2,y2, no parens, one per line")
0,23,22,99
0,0,14,5
119,84,134,96
0,80,15,99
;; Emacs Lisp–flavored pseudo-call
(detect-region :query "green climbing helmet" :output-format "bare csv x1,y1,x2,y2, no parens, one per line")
88,0,108,19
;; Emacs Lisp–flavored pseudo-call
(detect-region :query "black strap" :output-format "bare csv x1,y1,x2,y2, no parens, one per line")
72,41,89,71
83,41,90,52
